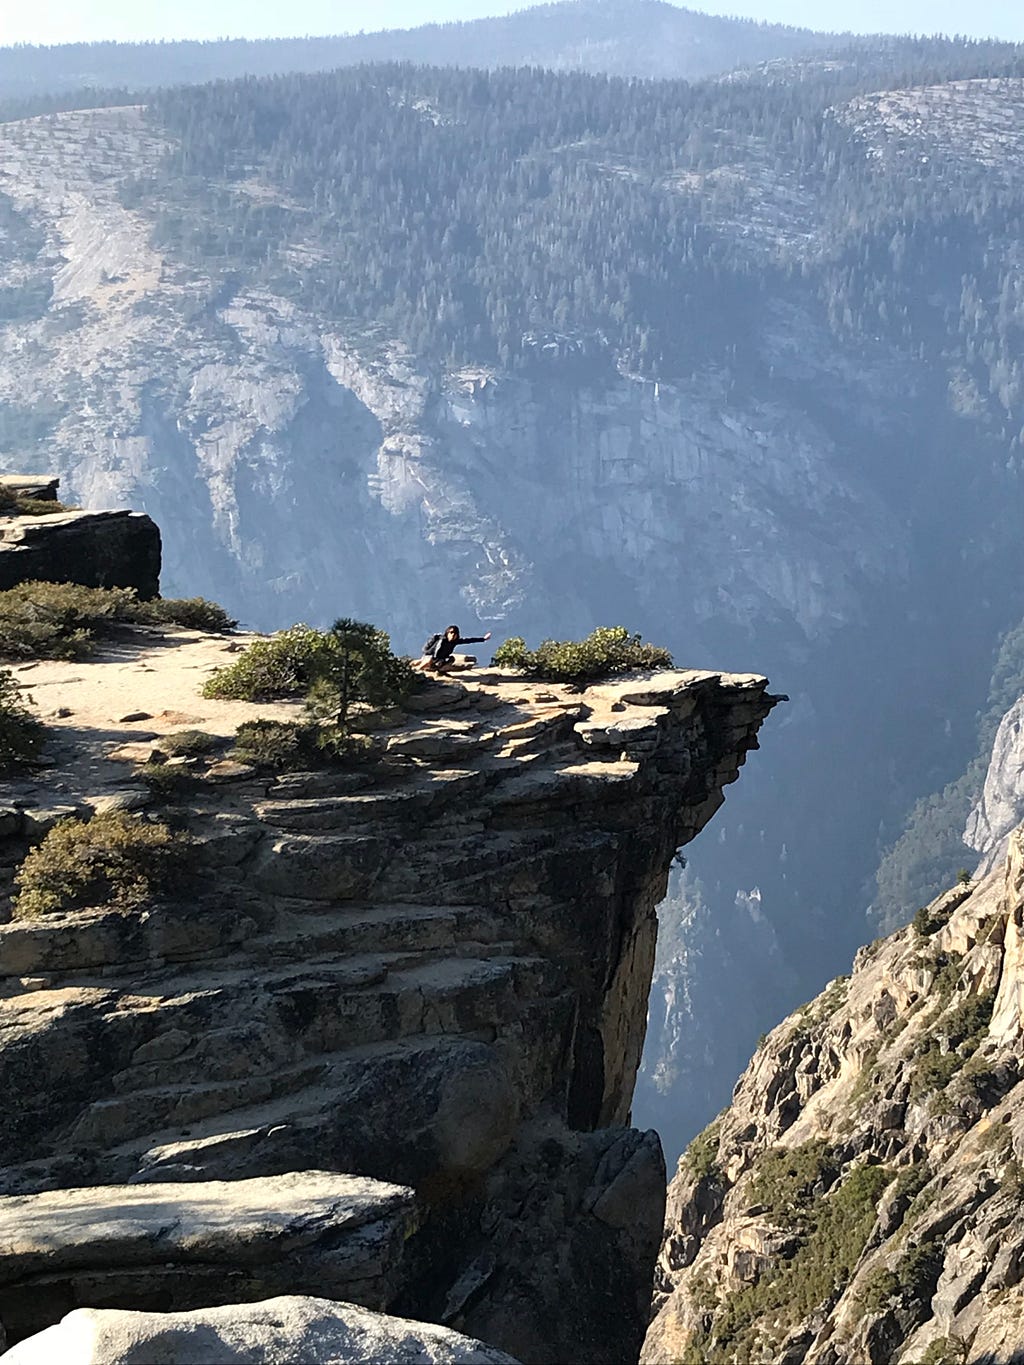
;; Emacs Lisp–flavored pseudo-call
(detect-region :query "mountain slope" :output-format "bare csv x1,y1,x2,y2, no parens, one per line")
643,834,1024,1364
3,57,1024,1162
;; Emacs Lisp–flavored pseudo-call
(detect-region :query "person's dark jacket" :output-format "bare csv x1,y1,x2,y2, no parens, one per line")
428,630,489,665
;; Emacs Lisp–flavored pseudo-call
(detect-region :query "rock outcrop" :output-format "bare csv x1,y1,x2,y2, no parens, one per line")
1,1296,521,1365
0,499,160,597
0,1172,415,1344
0,629,778,1363
965,691,1024,878
643,833,1024,1365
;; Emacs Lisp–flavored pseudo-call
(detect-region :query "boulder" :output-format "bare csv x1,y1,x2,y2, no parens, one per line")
0,1296,521,1364
0,510,160,597
0,1173,416,1345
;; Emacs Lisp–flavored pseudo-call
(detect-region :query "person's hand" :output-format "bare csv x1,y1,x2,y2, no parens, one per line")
484,631,492,640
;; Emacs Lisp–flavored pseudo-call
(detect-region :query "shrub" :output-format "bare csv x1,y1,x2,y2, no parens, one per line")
0,667,44,773
13,811,187,918
204,618,413,727
0,486,73,515
0,581,234,660
138,764,201,802
231,719,323,770
160,729,223,757
0,581,136,659
202,625,338,701
955,868,973,886
131,597,236,631
684,1118,722,1181
231,718,378,771
714,1158,890,1355
492,626,672,684
857,1264,900,1314
918,1338,968,1365
303,617,415,729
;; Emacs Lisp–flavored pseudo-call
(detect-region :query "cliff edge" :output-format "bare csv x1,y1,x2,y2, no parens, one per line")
0,619,778,1364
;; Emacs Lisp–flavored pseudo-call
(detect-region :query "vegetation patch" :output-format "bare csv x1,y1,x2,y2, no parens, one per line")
796,974,850,1028
204,618,413,731
159,729,223,757
202,624,337,700
0,485,74,515
231,718,376,771
137,763,203,802
712,1151,891,1357
13,811,187,917
0,581,234,660
908,987,996,1104
683,1117,722,1182
492,626,672,684
0,667,44,774
132,596,236,631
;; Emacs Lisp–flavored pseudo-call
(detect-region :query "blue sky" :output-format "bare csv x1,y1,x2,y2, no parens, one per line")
2,0,1022,46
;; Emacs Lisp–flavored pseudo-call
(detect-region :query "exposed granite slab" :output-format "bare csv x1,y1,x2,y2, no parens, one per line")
0,1172,416,1346
1,1296,522,1365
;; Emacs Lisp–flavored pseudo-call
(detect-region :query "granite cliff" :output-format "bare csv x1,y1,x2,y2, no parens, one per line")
644,834,1024,1364
0,539,779,1362
5,69,1024,1169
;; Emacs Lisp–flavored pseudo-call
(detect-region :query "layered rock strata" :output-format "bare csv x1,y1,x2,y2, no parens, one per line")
0,504,160,596
0,1172,415,1344
644,831,1024,1364
0,634,778,1363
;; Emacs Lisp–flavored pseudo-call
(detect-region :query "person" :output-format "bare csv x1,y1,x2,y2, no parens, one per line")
416,624,492,672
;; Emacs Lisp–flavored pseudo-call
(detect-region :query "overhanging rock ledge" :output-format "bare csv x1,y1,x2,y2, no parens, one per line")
0,644,780,1365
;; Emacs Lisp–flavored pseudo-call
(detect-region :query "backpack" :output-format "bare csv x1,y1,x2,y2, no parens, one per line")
422,632,442,656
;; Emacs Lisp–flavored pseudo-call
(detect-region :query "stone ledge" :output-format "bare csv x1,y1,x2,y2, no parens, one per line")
0,1171,417,1345
0,509,161,597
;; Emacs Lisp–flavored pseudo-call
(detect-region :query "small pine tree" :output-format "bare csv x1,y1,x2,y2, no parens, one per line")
304,618,415,731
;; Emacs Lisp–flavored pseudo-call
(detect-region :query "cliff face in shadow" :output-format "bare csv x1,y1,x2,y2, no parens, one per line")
0,619,779,1364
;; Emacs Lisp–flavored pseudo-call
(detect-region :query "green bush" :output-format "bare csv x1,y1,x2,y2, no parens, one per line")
13,811,187,918
132,596,236,631
714,1157,890,1355
160,729,223,757
204,618,414,728
303,617,415,728
231,719,324,769
138,763,201,802
492,626,672,684
684,1118,722,1181
0,581,234,660
857,1264,900,1314
0,667,44,774
202,625,339,701
917,1337,968,1365
231,718,377,771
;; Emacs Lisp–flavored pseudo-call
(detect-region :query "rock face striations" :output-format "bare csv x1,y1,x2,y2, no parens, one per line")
644,833,1024,1365
0,633,778,1363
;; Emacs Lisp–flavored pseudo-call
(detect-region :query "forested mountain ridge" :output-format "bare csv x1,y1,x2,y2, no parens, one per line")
2,52,1024,1159
0,0,850,108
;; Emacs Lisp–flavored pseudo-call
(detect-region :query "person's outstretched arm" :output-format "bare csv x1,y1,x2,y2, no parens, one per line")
457,632,492,646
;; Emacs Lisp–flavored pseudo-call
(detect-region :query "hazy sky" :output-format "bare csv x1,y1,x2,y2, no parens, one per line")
2,0,1022,47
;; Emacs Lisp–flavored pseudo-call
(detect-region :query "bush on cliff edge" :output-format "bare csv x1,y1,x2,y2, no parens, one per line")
492,626,672,684
13,810,187,918
204,619,414,728
0,581,235,660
